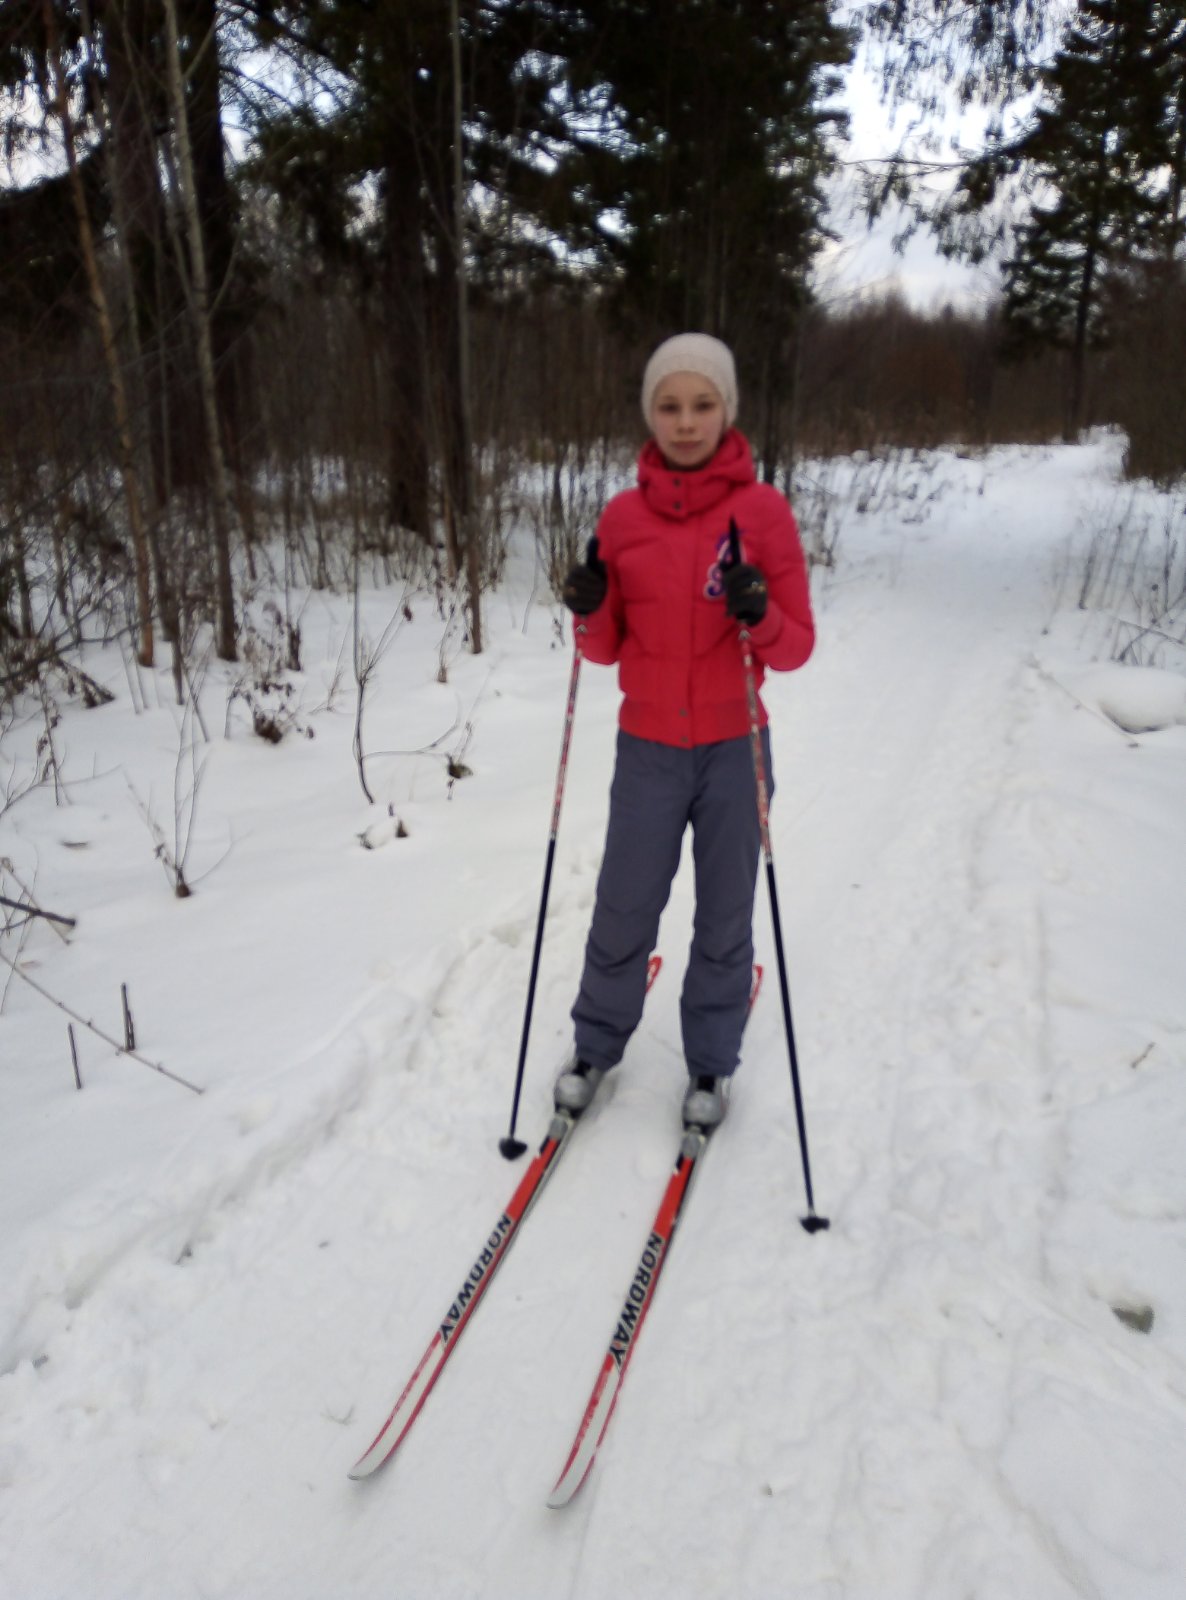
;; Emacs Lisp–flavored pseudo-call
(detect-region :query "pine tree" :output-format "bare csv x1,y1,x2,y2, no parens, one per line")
247,2,852,490
865,0,1052,108
945,0,1185,438
1010,3,1182,433
551,0,852,475
1150,1,1186,260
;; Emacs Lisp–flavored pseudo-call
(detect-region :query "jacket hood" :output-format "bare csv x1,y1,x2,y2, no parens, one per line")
637,427,755,521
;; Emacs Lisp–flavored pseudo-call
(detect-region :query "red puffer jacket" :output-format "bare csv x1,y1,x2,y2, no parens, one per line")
577,429,815,748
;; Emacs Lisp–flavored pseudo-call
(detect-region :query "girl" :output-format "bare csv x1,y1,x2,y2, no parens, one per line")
555,332,815,1129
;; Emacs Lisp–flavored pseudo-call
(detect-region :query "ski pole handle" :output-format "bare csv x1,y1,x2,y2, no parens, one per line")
726,519,772,857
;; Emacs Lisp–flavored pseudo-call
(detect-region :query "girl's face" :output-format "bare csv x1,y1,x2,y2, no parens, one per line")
649,372,728,470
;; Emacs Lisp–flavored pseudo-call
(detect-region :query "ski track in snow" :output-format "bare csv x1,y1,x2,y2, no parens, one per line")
2,441,1185,1598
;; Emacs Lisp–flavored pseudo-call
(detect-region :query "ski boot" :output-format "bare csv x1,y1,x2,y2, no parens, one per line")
681,1074,728,1130
554,1058,605,1114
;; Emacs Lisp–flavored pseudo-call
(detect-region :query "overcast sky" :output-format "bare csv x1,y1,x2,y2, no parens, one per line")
818,41,1006,311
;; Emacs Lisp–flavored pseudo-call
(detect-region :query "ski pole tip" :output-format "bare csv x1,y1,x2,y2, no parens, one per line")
801,1213,830,1234
499,1135,529,1161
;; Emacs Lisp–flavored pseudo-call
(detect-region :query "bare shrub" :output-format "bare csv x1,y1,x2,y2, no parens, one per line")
1076,489,1186,665
791,448,944,570
526,443,623,599
226,602,309,744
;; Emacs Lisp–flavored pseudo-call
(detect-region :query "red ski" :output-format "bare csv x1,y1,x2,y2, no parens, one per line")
349,954,662,1481
547,964,763,1507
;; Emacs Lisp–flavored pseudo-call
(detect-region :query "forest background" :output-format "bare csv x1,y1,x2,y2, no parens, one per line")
2,0,1186,715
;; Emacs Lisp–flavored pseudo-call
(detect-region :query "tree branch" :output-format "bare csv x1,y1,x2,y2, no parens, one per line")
0,950,205,1095
0,894,77,928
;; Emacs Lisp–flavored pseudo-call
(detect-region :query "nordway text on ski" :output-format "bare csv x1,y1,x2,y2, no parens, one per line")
611,1231,666,1367
441,1215,513,1343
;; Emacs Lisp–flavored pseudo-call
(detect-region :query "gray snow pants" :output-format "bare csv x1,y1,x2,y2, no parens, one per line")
572,727,772,1080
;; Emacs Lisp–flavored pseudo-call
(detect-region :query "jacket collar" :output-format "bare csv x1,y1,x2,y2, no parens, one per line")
637,428,755,522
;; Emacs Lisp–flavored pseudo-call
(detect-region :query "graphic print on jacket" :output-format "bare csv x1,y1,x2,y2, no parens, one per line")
703,528,735,601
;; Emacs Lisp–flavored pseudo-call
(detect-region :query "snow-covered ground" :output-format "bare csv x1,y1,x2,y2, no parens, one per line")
2,436,1184,1600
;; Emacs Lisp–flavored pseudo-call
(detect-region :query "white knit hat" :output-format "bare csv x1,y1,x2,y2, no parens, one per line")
641,332,738,426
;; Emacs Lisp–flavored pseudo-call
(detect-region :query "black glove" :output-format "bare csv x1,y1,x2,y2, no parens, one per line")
723,561,768,625
562,536,608,616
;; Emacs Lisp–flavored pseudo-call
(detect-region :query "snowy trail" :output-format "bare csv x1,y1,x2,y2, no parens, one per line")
3,444,1186,1598
495,459,1082,1599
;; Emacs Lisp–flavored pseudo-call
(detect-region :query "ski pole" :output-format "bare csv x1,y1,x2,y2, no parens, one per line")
498,618,587,1159
726,519,829,1233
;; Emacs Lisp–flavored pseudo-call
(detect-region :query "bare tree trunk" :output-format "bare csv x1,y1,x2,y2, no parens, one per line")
1166,71,1186,265
161,0,237,661
449,0,481,654
382,129,431,541
42,0,154,667
185,0,257,572
1068,237,1099,443
9,506,35,638
782,311,804,477
86,0,185,700
756,329,783,485
98,0,170,491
